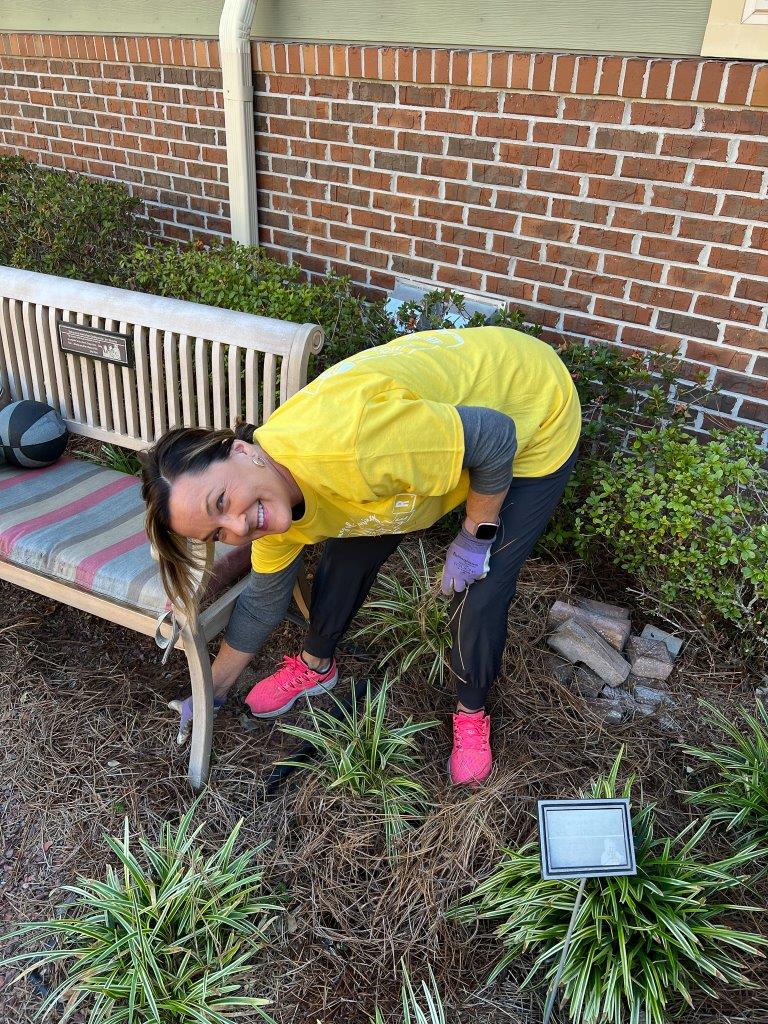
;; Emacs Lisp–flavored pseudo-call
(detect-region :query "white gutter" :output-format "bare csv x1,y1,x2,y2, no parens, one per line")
219,0,260,244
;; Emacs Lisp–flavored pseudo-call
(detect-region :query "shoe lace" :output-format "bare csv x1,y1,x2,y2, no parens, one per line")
455,713,489,751
277,654,320,692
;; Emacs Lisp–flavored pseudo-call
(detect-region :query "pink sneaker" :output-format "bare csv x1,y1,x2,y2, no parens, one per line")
244,654,338,718
449,711,492,785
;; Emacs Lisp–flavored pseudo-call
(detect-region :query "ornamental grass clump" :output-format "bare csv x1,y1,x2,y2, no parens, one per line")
279,676,435,855
2,805,281,1023
372,965,447,1024
353,542,452,688
683,700,768,848
449,755,767,1024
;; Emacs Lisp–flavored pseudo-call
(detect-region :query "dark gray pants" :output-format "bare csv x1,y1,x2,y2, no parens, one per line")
305,446,578,708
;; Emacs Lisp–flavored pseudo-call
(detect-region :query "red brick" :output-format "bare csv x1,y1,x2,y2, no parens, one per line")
476,115,529,140
593,298,654,325
737,140,768,166
519,217,576,242
494,190,547,214
490,235,542,260
462,249,511,274
611,208,675,233
692,164,763,193
486,276,535,302
400,85,446,107
708,247,767,278
545,243,600,271
447,51,467,87
445,182,492,204
538,286,591,311
420,156,468,180
379,107,423,130
621,58,647,98
603,255,663,283
695,61,726,103
639,236,704,264
553,54,576,94
577,225,633,252
575,56,599,95
527,169,580,195
720,195,767,221
724,62,754,105
490,52,509,89
628,284,691,313
652,185,718,215
472,164,524,188
418,198,463,223
450,88,498,112
569,271,627,296
564,314,621,342
646,60,672,99
503,93,559,117
660,134,729,161
467,207,518,232
558,149,616,175
509,53,530,90
515,260,567,285
622,155,687,183
693,294,762,327
562,97,624,123
621,326,681,354
751,66,768,107
588,178,646,204
598,56,623,97
677,217,746,246
532,121,590,146
630,102,696,130
498,143,553,167
703,108,768,135
722,322,768,349
594,127,659,154
380,48,396,82
715,370,768,401
666,265,733,296
531,53,554,91
436,264,482,290
396,48,415,83
739,401,768,426
551,198,610,224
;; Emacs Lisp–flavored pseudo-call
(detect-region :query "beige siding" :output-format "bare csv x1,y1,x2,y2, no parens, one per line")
2,0,713,57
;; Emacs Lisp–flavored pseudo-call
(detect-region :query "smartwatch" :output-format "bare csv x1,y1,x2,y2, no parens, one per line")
474,521,499,541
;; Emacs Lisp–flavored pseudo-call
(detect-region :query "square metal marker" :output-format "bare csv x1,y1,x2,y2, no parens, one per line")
537,798,636,881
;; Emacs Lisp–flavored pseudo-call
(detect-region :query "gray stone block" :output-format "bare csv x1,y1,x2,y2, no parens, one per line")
548,600,631,651
546,655,575,686
575,597,630,620
626,636,674,681
596,686,636,724
641,624,684,660
573,665,604,698
547,618,631,687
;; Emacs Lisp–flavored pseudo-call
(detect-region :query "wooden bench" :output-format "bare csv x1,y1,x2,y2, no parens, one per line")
0,266,322,788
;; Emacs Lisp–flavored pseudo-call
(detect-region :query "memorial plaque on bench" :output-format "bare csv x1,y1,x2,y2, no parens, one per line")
58,322,134,368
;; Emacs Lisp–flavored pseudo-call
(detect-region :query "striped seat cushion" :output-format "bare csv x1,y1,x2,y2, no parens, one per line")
0,457,250,616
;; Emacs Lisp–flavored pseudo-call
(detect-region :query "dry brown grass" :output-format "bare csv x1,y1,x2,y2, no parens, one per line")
0,537,766,1023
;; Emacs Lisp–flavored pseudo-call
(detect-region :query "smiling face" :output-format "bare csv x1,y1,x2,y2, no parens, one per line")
167,440,301,546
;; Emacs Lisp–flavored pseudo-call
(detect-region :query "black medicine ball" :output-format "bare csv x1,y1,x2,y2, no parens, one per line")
0,400,69,468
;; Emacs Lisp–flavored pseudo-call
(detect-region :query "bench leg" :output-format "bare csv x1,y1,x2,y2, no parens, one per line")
292,563,311,622
181,621,214,791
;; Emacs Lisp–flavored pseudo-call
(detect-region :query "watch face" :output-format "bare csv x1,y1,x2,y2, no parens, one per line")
475,522,498,541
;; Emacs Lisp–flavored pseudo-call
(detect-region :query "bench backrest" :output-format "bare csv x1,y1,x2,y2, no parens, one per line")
0,267,324,449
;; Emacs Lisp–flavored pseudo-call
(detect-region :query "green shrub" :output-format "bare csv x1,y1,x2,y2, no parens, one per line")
450,755,767,1024
2,805,281,1023
683,700,768,847
545,341,707,548
279,676,435,854
0,156,145,285
80,442,143,477
573,422,768,650
353,541,452,689
117,241,395,373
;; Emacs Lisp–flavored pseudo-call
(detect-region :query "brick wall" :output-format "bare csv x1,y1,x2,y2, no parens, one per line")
0,34,766,436
0,35,228,240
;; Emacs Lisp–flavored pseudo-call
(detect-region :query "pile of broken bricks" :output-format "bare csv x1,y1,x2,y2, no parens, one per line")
545,597,683,730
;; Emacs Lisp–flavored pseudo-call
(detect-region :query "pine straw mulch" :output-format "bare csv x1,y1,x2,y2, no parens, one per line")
0,538,766,1024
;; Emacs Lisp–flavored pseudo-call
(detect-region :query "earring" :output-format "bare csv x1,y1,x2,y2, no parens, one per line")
252,454,266,468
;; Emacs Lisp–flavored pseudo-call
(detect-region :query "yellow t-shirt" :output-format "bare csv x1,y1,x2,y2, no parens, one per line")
251,326,580,573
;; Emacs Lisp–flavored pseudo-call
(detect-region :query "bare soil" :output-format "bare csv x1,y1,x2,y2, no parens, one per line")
0,537,766,1024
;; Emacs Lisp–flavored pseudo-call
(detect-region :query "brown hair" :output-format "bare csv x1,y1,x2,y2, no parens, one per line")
140,421,256,620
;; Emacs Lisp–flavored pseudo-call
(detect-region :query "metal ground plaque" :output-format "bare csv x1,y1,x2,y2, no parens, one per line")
538,798,636,880
58,322,134,368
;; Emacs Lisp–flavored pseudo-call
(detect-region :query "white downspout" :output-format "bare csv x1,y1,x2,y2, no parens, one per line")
219,0,260,244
